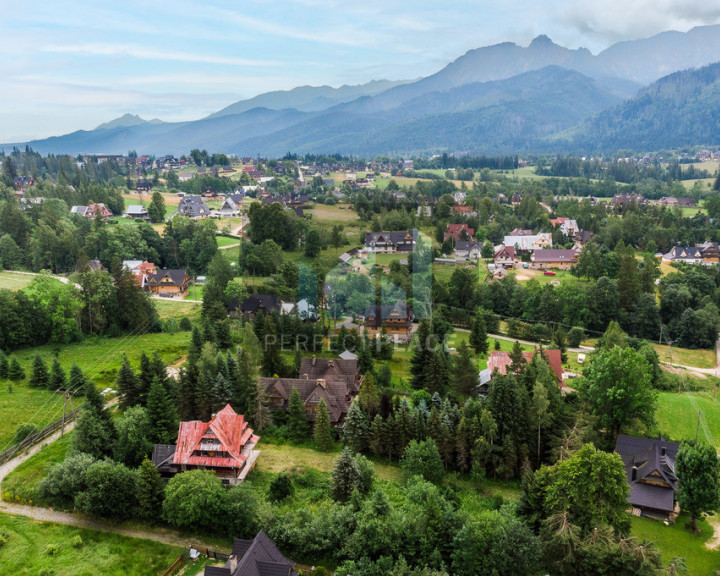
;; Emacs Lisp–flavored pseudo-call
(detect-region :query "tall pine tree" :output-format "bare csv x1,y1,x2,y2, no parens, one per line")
29,354,49,389
469,314,489,355
116,355,139,409
343,401,370,453
288,386,310,442
147,377,179,444
314,399,333,452
137,458,165,521
49,358,67,391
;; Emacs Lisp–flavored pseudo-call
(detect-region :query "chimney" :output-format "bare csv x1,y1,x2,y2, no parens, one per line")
328,359,334,367
661,446,666,456
303,374,309,379
317,379,326,389
312,355,316,366
631,466,638,482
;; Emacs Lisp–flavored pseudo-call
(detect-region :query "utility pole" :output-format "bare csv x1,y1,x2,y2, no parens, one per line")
60,390,77,438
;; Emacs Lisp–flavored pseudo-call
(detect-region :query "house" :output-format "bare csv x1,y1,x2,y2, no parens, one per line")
122,260,158,286
136,180,152,193
698,241,720,264
13,176,34,191
87,259,104,272
261,356,363,426
503,233,552,253
144,269,190,296
205,531,298,576
231,294,282,320
339,350,358,361
550,218,579,237
612,193,647,207
615,435,680,519
445,223,475,242
363,300,414,341
123,204,150,221
215,197,240,217
454,241,484,260
574,230,594,246
176,195,210,219
70,203,113,219
530,248,579,270
493,245,516,269
661,246,704,265
152,404,259,485
478,349,564,393
454,206,476,216
365,230,417,253
511,193,523,205
509,228,533,236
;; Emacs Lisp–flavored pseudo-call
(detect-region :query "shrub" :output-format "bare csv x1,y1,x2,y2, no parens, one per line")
162,470,227,532
40,453,97,507
0,528,10,548
314,568,329,576
14,423,38,444
74,460,139,521
269,474,293,502
567,326,585,348
179,317,193,331
400,439,444,484
40,570,55,576
46,543,59,556
70,535,83,549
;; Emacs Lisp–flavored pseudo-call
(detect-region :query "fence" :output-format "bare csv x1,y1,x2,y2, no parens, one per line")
158,546,230,576
0,407,81,466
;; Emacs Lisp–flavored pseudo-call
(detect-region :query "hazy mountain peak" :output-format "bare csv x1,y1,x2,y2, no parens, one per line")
96,113,153,131
529,34,554,47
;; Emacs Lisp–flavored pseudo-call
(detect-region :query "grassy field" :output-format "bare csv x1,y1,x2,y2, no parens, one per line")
0,271,37,291
153,299,201,321
654,392,720,449
216,235,240,247
632,514,720,576
654,344,716,368
0,512,182,576
184,283,204,300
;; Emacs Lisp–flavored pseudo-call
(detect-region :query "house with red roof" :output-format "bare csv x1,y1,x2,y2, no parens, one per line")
445,223,475,242
478,348,565,393
151,404,260,484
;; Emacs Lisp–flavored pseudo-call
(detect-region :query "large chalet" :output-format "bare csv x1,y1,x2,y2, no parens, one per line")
365,230,417,253
152,404,260,485
661,242,720,266
260,356,363,426
364,299,415,341
145,269,190,296
205,531,298,576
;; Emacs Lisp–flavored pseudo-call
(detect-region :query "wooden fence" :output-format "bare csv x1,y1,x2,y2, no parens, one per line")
158,546,229,576
0,407,81,466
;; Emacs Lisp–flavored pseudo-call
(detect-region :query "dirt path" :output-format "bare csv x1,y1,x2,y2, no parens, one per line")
705,516,720,550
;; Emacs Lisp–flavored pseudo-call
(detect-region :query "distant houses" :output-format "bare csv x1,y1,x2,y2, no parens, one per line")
445,223,474,242
152,404,259,485
550,217,579,237
454,241,483,260
230,295,283,320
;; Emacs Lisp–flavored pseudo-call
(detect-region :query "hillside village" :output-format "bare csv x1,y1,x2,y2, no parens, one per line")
1,146,720,575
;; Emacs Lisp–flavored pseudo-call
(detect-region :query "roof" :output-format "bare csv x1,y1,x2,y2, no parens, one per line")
455,241,483,252
125,205,148,215
146,269,188,287
663,246,703,260
172,404,259,470
532,249,578,263
261,377,352,423
486,349,564,383
365,230,418,248
364,300,413,328
445,224,474,240
229,531,298,576
503,233,552,251
494,245,515,259
339,350,358,360
615,435,680,513
239,295,282,314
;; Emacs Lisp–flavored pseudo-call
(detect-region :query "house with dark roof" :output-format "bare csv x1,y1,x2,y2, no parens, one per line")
260,356,363,426
144,269,189,296
205,531,298,576
574,230,594,246
231,295,282,320
530,248,579,270
453,241,483,260
124,204,150,221
493,245,516,269
365,230,417,253
615,435,680,519
662,242,720,266
364,299,414,341
13,176,34,191
152,404,260,485
176,195,211,219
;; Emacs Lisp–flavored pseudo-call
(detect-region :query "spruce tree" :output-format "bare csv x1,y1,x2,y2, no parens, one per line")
29,354,49,389
452,342,477,397
7,357,24,381
358,371,379,416
138,458,165,521
509,341,526,376
137,352,153,406
147,191,166,224
188,326,204,363
343,401,370,453
410,319,433,389
369,414,384,455
314,399,333,452
69,364,87,392
331,447,361,502
469,314,489,355
212,373,232,412
0,351,8,379
193,371,212,422
236,347,258,417
49,358,66,391
175,366,196,421
116,355,139,409
288,386,310,442
426,350,449,395
394,399,414,456
147,376,179,444
83,378,114,436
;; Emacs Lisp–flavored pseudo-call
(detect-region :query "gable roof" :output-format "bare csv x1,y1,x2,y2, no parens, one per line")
238,295,282,314
364,300,413,327
172,404,259,469
531,249,579,263
260,377,352,423
615,435,680,513
145,269,188,287
486,349,564,383
494,245,515,259
229,531,297,576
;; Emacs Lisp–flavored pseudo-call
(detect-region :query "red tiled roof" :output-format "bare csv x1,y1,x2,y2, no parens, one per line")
487,349,564,383
172,404,258,469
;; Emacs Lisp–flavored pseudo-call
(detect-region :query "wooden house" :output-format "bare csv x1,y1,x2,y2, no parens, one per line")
363,299,414,341
364,230,417,253
152,404,260,485
530,248,579,270
144,269,189,296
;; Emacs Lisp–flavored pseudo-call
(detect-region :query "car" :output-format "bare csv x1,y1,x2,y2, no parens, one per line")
522,263,529,269
543,270,556,276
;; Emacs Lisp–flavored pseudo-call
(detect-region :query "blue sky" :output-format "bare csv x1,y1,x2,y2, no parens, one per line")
1,0,719,142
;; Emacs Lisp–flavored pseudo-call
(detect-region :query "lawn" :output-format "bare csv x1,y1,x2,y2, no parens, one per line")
432,261,488,283
184,283,204,300
0,271,42,291
216,235,240,247
153,299,201,321
653,392,720,449
0,512,182,576
632,514,720,576
654,343,716,368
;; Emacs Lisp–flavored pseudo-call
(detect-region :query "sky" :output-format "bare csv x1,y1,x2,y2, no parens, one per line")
1,0,720,142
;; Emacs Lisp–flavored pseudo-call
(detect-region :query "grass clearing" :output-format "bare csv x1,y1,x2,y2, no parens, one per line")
654,344,716,368
0,271,42,291
654,391,720,449
153,299,201,321
632,514,720,576
0,512,182,576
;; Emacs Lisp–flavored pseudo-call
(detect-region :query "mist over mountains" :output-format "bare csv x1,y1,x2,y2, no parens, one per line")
7,25,720,157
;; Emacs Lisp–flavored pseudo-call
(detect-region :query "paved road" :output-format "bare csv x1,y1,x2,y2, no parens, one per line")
454,328,593,354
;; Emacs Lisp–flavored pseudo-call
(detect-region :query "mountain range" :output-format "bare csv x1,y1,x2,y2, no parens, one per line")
6,25,720,157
